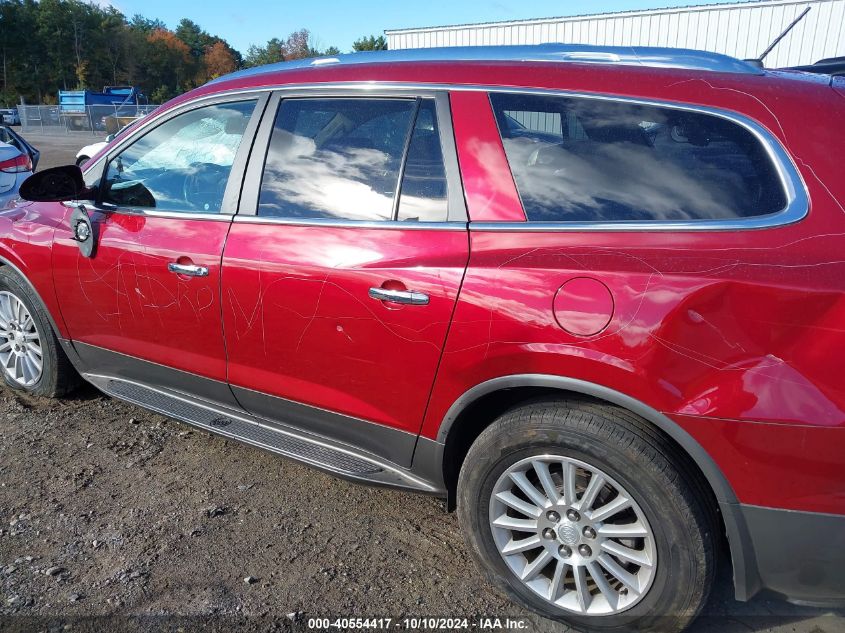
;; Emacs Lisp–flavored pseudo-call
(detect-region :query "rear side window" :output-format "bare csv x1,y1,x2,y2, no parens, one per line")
490,93,787,223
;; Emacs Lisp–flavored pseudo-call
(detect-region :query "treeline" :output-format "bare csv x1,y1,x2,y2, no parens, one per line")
0,0,388,106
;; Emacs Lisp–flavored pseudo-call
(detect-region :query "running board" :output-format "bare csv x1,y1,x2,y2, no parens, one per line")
85,374,438,493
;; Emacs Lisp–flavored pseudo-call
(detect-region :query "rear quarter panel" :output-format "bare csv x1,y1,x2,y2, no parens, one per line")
425,75,845,515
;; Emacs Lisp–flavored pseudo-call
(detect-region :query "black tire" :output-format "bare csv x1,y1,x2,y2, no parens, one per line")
75,156,89,167
0,267,78,398
457,398,715,633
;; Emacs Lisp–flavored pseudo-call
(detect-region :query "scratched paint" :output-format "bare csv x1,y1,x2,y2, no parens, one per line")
221,223,470,433
51,211,230,382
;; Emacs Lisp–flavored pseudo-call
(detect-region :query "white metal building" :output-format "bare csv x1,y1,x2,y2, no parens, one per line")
385,0,845,68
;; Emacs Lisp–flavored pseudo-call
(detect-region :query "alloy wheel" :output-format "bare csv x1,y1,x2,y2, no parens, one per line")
489,454,657,615
0,291,43,387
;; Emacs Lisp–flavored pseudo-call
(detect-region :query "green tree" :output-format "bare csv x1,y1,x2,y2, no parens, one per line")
35,0,77,92
243,30,343,68
352,35,387,51
98,8,132,85
145,28,193,97
11,0,44,103
244,38,285,68
0,0,25,104
128,14,166,33
175,18,214,59
0,2,331,105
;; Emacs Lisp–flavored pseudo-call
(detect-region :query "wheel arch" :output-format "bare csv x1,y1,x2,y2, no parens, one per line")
438,374,761,602
0,252,68,340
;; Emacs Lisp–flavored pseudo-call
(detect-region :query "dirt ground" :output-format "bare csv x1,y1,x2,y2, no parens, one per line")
2,385,844,633
1,131,843,633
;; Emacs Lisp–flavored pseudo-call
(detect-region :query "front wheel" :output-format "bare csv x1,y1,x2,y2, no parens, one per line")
75,156,89,167
0,268,78,397
457,399,715,633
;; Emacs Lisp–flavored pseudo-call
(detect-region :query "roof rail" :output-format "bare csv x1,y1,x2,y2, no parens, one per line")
211,43,765,85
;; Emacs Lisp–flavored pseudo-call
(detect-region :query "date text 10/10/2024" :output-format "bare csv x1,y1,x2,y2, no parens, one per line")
306,617,530,630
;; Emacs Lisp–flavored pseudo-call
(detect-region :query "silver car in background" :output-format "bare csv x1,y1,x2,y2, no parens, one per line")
0,126,39,209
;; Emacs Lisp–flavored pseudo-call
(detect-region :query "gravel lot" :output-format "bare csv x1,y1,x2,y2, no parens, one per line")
1,131,843,633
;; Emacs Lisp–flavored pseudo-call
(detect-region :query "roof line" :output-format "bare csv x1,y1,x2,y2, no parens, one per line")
209,44,764,86
384,0,831,35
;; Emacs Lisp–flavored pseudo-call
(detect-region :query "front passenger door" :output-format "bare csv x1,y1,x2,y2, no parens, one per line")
52,96,264,403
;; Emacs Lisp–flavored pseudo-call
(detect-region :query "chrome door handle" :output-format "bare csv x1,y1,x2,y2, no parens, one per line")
368,287,429,305
167,262,209,277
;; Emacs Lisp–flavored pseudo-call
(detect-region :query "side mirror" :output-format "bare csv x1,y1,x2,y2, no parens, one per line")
105,133,116,142
19,165,95,202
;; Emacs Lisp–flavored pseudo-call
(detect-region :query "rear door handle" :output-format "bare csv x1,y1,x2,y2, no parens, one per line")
368,287,429,306
167,262,209,277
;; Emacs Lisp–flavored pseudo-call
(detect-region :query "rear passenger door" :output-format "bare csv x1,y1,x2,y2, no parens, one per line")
221,91,468,466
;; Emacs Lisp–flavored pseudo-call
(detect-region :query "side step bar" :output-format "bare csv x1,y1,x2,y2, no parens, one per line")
85,374,439,494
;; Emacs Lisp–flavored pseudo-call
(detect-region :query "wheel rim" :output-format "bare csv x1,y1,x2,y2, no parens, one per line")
0,291,43,387
489,454,657,616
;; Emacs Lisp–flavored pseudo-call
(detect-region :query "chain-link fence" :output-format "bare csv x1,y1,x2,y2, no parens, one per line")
19,103,160,135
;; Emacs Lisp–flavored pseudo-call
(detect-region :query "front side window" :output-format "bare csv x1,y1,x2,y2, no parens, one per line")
101,100,257,213
258,97,450,223
491,92,787,223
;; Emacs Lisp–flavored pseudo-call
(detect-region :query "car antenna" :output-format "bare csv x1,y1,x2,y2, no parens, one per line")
745,6,811,68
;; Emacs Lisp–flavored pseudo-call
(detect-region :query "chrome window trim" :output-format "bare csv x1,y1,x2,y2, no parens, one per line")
468,217,801,232
232,215,466,231
62,200,235,222
82,81,807,232
115,208,234,222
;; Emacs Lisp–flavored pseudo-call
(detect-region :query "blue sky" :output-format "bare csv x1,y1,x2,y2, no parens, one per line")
105,0,737,54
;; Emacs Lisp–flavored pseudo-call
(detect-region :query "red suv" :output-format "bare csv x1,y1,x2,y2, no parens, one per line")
8,44,845,632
